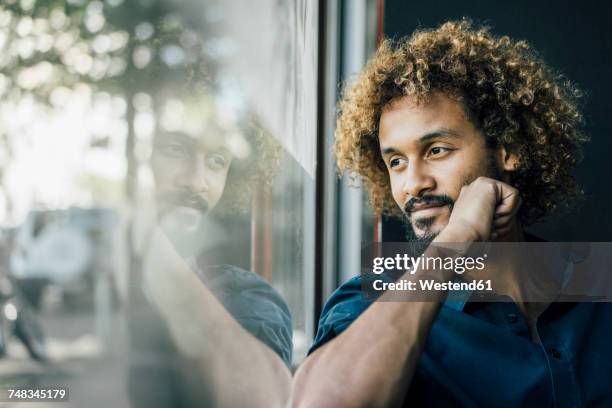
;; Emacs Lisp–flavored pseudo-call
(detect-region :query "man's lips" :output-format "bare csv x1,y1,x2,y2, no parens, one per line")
410,203,445,212
410,204,448,218
403,194,454,217
161,206,203,231
181,201,207,212
158,195,209,215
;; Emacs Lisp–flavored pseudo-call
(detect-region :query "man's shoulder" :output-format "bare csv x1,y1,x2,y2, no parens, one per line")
309,275,377,354
195,263,290,317
321,275,375,315
205,264,277,291
194,262,294,365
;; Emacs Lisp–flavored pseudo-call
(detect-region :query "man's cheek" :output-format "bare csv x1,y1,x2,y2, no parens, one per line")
389,181,404,209
207,179,227,211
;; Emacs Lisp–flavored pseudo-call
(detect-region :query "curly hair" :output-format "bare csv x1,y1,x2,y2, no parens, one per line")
216,119,281,214
154,85,281,215
334,19,588,225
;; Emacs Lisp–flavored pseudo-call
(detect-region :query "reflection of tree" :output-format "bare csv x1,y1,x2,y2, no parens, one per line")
0,0,217,212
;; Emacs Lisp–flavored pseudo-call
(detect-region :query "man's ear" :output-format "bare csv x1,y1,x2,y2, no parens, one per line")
498,146,520,172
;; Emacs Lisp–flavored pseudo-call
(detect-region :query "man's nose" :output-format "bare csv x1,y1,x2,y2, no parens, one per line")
402,161,435,199
178,154,209,193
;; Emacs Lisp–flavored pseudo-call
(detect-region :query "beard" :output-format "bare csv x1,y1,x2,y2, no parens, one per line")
156,190,210,257
404,153,503,244
403,194,454,244
157,190,209,230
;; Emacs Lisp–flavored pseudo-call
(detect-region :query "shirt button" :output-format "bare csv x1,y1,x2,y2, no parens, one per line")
550,348,562,359
506,313,518,323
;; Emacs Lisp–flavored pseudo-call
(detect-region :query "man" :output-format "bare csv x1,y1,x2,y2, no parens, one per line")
290,20,611,407
128,99,292,408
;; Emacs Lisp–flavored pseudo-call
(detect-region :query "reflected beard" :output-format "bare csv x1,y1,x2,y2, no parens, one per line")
157,190,209,230
162,207,204,232
157,205,207,258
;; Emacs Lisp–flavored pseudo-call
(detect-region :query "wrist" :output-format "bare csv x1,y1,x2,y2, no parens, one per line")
436,221,479,243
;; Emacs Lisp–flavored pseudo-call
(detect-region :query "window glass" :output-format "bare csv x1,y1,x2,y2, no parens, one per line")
0,0,317,405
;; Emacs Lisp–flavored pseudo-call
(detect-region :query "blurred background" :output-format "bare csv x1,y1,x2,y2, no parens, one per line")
0,0,608,406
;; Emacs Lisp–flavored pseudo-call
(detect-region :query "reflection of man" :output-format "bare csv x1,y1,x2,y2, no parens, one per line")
128,123,292,407
153,132,230,231
291,21,612,407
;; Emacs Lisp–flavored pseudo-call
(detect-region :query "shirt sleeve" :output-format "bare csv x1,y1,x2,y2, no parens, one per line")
308,276,374,355
205,265,293,367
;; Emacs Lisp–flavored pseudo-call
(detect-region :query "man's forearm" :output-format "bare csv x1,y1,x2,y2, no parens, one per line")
290,233,468,408
163,282,291,408
143,229,291,407
291,298,445,408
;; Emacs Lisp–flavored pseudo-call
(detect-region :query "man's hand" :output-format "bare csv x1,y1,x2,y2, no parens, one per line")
440,177,521,242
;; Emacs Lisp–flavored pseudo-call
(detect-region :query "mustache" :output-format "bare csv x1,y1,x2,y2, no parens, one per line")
158,190,209,214
403,194,454,215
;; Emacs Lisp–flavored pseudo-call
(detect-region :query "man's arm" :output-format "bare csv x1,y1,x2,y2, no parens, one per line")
289,233,460,408
289,177,520,408
142,228,292,408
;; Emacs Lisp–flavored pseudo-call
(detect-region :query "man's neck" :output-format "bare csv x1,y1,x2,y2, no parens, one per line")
495,221,525,243
490,223,554,342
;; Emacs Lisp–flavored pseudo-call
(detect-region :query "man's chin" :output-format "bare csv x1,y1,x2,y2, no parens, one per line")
411,231,438,244
160,207,204,234
410,220,448,244
158,208,209,258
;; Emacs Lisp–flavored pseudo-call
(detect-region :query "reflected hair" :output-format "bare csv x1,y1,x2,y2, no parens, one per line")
216,117,282,215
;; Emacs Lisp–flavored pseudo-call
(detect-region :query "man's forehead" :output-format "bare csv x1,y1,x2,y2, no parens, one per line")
382,93,466,124
379,93,473,147
156,132,230,153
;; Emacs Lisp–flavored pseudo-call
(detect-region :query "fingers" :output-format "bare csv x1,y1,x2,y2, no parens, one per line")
448,177,521,242
468,177,521,241
492,185,521,240
494,182,521,217
492,224,514,238
493,214,513,227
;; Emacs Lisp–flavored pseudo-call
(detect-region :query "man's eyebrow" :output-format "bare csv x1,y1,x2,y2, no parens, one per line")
380,146,399,156
380,128,461,156
419,128,461,144
157,133,229,155
209,145,232,157
156,133,194,146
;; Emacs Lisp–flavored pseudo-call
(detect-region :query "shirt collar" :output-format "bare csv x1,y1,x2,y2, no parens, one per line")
443,289,473,311
441,259,575,313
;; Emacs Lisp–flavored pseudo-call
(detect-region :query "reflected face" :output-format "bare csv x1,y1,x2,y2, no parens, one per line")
379,93,500,241
152,133,232,229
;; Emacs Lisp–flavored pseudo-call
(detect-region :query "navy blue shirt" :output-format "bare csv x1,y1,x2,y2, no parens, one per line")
310,275,612,407
197,264,293,365
129,263,292,408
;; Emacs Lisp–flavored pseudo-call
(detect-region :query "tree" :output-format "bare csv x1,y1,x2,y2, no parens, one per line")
0,0,218,212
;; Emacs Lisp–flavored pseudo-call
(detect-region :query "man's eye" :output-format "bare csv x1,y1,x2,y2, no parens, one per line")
161,143,188,158
389,158,405,168
207,153,227,170
428,146,451,157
